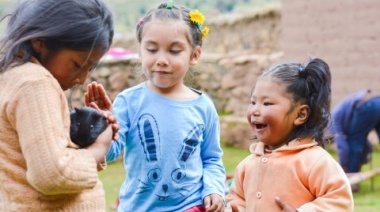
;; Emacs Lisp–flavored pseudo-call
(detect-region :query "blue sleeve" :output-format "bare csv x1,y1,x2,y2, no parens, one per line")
201,115,226,200
331,89,369,135
106,141,124,162
106,94,129,162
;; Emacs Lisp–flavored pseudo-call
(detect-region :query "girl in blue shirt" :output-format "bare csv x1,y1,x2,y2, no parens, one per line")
106,2,226,212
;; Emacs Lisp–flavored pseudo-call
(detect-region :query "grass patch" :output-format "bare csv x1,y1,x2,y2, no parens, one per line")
99,143,380,212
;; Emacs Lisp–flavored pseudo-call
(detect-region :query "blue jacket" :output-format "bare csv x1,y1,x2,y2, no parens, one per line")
331,89,369,135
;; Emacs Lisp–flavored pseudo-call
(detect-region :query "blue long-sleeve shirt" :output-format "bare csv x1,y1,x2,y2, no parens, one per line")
106,82,226,212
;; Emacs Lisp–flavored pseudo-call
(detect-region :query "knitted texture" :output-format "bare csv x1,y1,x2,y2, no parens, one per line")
0,62,105,211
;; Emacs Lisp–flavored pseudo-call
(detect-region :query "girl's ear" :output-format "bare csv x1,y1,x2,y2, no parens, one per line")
190,46,202,65
294,104,310,126
31,38,46,54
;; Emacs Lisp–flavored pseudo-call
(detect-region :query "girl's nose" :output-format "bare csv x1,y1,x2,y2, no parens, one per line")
73,78,84,86
252,108,260,116
156,53,169,66
248,104,260,116
74,70,89,85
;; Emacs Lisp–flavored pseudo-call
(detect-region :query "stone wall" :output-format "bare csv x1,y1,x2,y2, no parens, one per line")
66,5,283,148
67,51,283,148
202,4,281,54
69,1,380,147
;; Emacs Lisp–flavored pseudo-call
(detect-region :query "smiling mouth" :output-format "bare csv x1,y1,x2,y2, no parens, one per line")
254,123,267,129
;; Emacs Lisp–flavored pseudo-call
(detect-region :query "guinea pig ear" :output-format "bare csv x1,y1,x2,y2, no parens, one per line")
73,107,80,113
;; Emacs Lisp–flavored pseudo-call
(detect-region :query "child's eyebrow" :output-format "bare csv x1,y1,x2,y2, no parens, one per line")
143,40,157,45
143,40,187,48
171,40,187,45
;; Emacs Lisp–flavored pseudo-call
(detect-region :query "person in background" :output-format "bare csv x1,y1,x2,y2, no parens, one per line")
331,89,380,192
0,0,117,211
106,1,226,212
226,58,353,212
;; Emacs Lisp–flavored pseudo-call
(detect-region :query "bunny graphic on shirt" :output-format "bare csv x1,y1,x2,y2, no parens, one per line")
137,113,203,201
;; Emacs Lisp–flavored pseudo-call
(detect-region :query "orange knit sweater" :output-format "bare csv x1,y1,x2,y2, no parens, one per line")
0,62,106,211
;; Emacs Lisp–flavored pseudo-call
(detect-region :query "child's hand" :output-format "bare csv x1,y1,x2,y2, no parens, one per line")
204,193,224,212
230,204,240,212
85,81,119,141
85,81,112,112
275,196,297,212
86,124,113,171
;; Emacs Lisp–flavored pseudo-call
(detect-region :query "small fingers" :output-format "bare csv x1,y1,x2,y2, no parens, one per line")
86,81,102,103
86,82,113,112
113,132,119,141
106,115,119,141
84,92,90,106
86,82,94,101
274,196,284,209
90,102,101,111
91,82,100,102
97,83,112,111
85,82,97,106
204,196,211,210
205,194,224,212
230,204,239,212
274,196,296,212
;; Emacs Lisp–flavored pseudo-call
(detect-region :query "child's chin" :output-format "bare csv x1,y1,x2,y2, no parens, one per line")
255,136,265,142
254,132,265,139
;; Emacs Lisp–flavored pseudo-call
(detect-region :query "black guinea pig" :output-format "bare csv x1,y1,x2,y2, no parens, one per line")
70,107,108,148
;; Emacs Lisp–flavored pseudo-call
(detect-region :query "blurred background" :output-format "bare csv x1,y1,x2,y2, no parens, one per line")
1,0,379,211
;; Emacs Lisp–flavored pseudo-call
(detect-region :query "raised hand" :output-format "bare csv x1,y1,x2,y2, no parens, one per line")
84,81,119,141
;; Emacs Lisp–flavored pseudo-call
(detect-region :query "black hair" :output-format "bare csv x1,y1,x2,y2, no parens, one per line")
0,0,114,72
136,2,204,48
260,57,332,146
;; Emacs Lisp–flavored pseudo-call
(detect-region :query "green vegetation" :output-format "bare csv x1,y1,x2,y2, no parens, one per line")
100,143,380,212
105,0,279,33
0,0,279,34
351,144,380,212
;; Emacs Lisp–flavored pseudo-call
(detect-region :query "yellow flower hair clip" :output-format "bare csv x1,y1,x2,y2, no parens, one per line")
189,10,205,26
189,10,209,39
201,27,209,38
